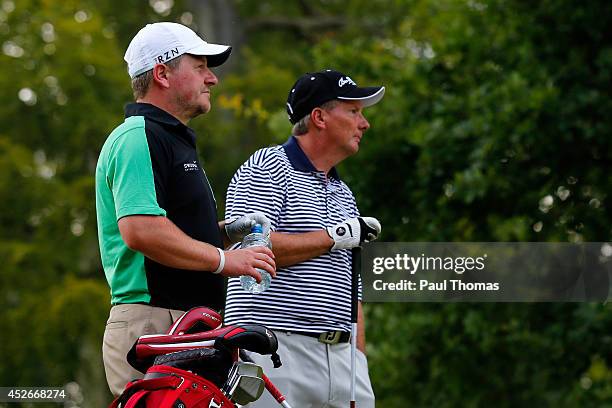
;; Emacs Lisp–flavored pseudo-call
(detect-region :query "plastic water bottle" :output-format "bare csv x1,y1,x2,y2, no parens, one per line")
240,224,272,294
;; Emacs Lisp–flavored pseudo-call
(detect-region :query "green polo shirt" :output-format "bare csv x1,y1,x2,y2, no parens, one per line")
95,103,224,310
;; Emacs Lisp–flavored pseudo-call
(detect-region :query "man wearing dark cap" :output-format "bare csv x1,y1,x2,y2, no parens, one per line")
95,22,276,396
224,69,384,407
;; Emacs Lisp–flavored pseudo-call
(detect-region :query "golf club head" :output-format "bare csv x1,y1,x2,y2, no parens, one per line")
222,361,261,394
222,362,265,404
222,362,241,395
235,362,264,378
229,375,265,405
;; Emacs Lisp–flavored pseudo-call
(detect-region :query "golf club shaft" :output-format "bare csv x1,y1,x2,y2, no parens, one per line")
239,350,293,408
350,247,361,407
351,321,357,403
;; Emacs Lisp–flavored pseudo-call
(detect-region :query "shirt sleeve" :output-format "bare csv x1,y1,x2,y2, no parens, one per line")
225,158,286,231
106,125,167,220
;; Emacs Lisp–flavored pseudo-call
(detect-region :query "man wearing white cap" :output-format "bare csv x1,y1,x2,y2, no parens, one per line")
95,22,276,396
224,69,384,407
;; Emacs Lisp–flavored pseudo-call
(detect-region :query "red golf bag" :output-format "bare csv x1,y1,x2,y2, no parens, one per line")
110,364,234,408
110,307,281,408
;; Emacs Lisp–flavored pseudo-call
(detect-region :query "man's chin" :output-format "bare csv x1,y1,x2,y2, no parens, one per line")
343,145,359,159
195,99,211,114
199,98,211,114
184,105,208,120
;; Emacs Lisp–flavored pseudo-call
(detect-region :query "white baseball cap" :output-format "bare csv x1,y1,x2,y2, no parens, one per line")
124,22,232,78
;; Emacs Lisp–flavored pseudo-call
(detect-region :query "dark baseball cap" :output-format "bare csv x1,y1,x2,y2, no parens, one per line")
286,69,385,124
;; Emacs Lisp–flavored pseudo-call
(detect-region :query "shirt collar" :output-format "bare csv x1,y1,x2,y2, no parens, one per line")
282,136,340,180
125,103,185,125
125,102,196,145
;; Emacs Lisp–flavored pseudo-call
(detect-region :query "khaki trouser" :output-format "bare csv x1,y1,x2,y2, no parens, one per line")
102,303,185,396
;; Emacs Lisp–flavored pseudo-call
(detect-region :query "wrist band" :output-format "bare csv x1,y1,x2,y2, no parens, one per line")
213,248,225,274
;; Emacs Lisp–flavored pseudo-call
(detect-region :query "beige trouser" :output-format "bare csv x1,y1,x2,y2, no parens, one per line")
102,303,185,396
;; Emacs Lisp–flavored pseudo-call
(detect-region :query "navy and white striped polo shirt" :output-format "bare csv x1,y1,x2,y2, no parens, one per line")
224,136,362,333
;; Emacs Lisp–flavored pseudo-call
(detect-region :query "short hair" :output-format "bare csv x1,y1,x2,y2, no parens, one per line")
131,55,184,100
291,99,339,136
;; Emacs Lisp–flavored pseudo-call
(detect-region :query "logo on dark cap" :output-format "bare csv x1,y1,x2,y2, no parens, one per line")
338,76,356,87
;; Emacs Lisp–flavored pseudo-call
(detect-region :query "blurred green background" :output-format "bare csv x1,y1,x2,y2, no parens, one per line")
0,0,610,406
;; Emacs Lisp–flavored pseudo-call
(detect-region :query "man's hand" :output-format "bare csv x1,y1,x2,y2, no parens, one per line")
224,212,271,244
221,246,276,282
326,217,381,251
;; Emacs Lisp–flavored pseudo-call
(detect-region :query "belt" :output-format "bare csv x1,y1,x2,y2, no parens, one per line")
278,330,351,345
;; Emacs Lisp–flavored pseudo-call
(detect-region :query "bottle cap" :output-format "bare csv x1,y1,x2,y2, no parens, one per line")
251,224,263,234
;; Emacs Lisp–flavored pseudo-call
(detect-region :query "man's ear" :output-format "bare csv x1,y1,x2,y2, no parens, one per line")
310,107,327,130
152,64,171,89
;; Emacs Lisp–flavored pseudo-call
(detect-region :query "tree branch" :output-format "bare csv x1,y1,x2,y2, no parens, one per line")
297,0,320,17
245,16,346,37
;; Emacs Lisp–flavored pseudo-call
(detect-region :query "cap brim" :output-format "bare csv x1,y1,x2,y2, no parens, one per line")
337,86,385,107
186,43,232,67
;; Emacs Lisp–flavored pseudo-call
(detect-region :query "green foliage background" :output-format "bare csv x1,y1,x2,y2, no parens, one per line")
0,0,610,406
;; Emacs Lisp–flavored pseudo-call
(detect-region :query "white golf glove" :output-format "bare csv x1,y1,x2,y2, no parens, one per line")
326,217,381,251
225,212,271,244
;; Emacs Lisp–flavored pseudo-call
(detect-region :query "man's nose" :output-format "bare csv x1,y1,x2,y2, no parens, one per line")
205,68,218,86
359,113,370,131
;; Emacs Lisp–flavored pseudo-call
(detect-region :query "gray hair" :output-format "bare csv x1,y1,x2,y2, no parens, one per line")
131,55,184,100
291,99,339,136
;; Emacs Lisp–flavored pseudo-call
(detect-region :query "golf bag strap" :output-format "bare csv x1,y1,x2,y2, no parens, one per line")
122,390,148,408
109,375,182,408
